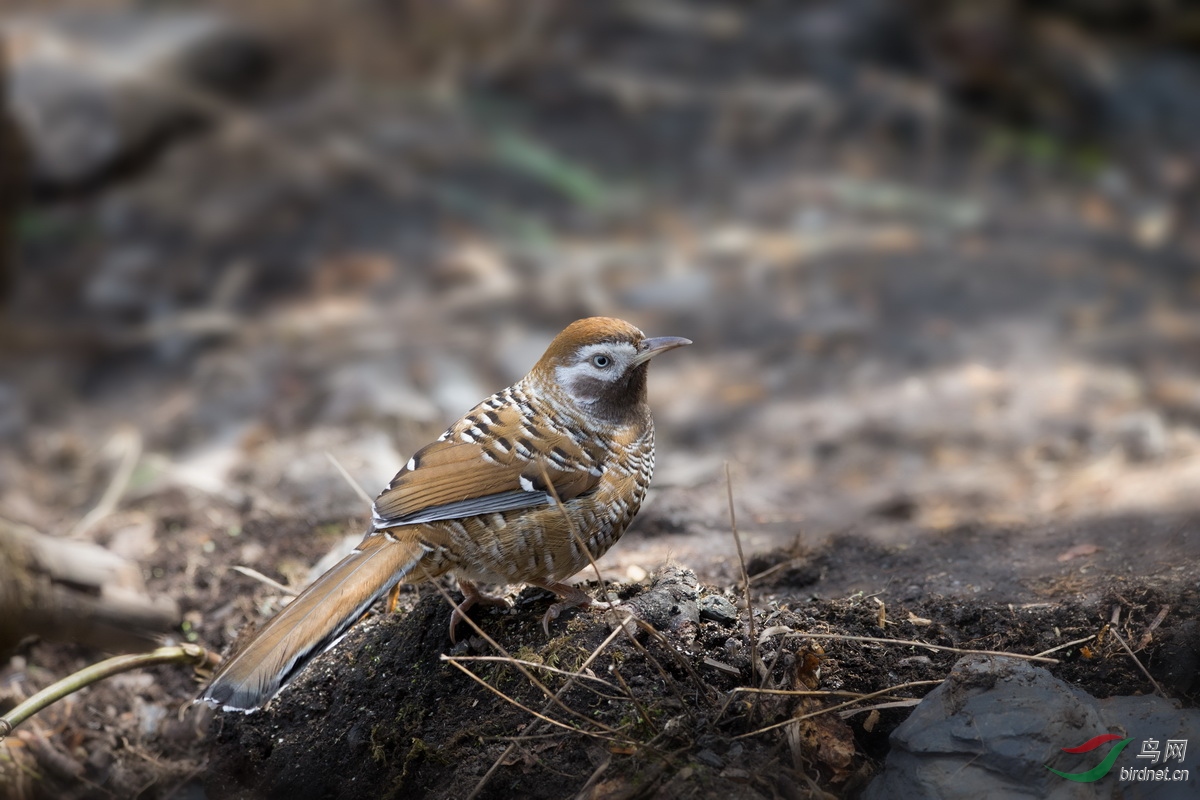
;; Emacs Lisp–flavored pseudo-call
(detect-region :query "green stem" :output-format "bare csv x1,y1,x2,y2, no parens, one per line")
0,644,214,737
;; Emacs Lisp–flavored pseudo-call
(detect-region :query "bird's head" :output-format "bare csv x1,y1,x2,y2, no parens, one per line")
532,317,691,423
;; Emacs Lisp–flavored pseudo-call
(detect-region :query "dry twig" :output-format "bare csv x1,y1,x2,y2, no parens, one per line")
1109,627,1167,699
1033,634,1096,659
229,566,298,597
724,462,766,725
837,698,924,717
0,645,215,738
733,679,943,740
325,452,375,506
442,655,622,692
426,580,619,736
1137,606,1170,650
538,462,613,611
762,631,1060,664
442,658,622,742
468,623,631,800
68,427,143,538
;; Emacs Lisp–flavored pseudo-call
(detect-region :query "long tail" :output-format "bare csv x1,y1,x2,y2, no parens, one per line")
198,532,428,711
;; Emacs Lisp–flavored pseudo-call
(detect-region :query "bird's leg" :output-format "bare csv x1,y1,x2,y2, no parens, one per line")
449,579,510,642
385,583,401,614
534,582,595,637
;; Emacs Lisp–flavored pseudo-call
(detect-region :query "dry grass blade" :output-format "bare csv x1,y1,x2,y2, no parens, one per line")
729,685,937,700
606,620,698,722
325,452,374,506
1137,606,1170,650
469,623,631,800
68,427,143,538
725,462,756,651
748,556,806,585
1033,634,1095,659
230,565,297,597
1109,627,1168,698
442,659,623,742
572,749,613,800
627,617,717,708
733,679,943,740
723,461,767,726
426,580,619,735
442,655,622,692
838,698,923,717
610,664,659,734
714,462,770,720
616,629,699,723
538,462,612,606
471,460,687,797
788,633,1060,664
470,459,643,800
421,459,629,740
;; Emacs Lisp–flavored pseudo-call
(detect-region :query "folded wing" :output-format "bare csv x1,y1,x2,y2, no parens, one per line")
372,403,602,528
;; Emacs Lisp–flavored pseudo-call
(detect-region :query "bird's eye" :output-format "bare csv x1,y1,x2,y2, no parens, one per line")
591,354,612,368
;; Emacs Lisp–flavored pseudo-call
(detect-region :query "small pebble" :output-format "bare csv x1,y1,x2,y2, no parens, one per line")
699,595,739,625
897,656,933,669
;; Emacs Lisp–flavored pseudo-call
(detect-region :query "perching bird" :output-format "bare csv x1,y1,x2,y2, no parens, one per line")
198,317,690,711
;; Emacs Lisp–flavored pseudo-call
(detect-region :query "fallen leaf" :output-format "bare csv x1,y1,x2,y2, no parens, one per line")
1056,543,1100,562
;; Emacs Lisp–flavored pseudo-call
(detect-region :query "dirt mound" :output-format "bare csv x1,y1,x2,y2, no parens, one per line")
204,558,1200,799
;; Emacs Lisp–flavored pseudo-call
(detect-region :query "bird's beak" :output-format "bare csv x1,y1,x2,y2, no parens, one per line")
633,336,692,365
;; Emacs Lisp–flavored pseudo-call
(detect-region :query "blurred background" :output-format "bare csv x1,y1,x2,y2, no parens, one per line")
2,0,1200,791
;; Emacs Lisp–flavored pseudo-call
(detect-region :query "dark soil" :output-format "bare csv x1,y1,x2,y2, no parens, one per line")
201,564,1200,800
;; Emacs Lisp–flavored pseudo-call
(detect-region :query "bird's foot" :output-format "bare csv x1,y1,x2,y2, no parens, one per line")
449,579,510,642
535,582,596,637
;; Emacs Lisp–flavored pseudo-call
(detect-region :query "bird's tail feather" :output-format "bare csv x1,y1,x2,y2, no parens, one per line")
197,533,427,711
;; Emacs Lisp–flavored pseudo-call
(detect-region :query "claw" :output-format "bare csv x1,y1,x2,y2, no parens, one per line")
449,579,510,643
535,582,595,637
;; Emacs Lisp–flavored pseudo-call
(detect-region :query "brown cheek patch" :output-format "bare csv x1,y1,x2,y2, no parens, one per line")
569,374,609,401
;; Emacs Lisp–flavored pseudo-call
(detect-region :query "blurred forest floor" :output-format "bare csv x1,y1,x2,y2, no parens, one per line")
2,1,1200,798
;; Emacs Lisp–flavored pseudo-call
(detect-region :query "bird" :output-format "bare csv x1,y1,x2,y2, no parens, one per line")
198,317,691,712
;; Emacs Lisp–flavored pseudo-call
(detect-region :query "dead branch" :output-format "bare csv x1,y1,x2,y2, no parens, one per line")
0,518,180,656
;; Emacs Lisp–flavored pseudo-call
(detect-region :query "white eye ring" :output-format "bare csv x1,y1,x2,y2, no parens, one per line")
592,354,612,368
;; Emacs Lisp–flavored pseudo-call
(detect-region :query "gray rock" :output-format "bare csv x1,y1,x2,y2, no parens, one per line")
698,594,739,626
864,655,1200,799
2,10,269,187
